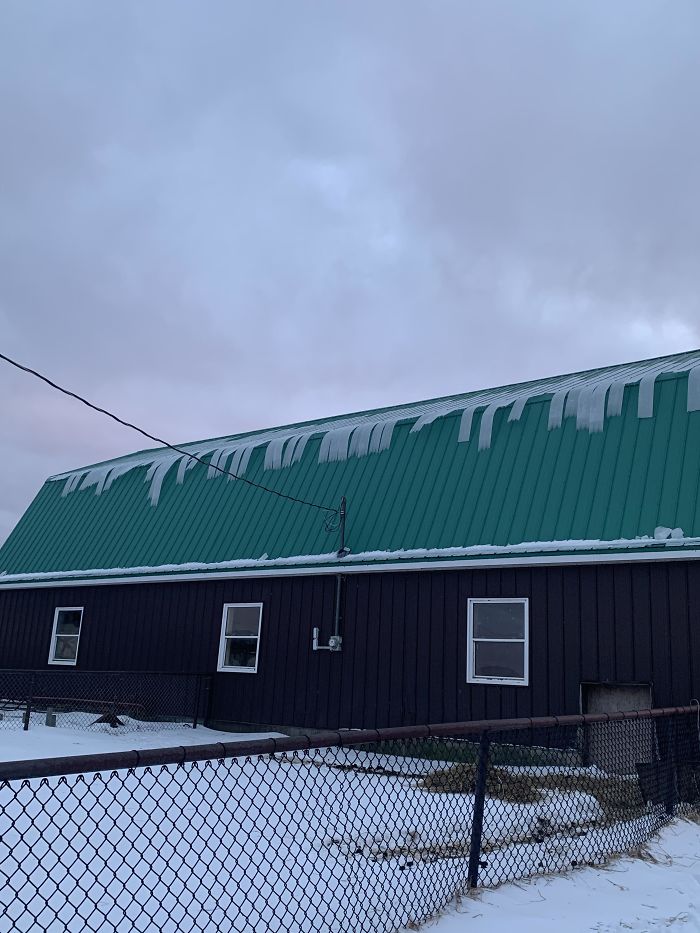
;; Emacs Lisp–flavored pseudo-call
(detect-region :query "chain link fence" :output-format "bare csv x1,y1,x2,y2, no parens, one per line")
0,706,697,931
0,669,210,733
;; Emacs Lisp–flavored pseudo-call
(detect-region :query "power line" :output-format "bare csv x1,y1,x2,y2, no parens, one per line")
0,350,337,515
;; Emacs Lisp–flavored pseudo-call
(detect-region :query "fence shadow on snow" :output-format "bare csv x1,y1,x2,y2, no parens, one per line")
0,705,698,932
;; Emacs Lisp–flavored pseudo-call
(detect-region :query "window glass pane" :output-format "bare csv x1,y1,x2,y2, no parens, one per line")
473,602,525,639
53,635,79,661
224,637,258,669
474,640,525,679
56,610,82,636
225,606,261,637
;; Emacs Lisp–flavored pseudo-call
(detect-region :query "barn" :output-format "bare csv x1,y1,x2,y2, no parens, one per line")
1,349,700,732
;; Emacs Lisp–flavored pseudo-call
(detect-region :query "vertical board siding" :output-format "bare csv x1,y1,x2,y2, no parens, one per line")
649,564,672,705
595,566,615,682
278,579,298,725
631,566,652,688
0,559,699,729
401,573,419,726
668,563,691,703
362,574,382,728
388,574,405,727
442,573,459,724
612,565,634,684
377,575,395,727
530,570,549,718
546,568,565,719
579,566,598,683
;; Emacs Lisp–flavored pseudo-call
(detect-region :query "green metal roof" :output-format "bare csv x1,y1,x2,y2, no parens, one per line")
3,349,700,584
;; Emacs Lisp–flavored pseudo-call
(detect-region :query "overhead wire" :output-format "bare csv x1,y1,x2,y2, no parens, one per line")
0,350,337,515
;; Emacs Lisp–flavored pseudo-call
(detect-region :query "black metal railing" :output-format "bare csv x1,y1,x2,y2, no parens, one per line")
0,669,211,733
0,705,698,932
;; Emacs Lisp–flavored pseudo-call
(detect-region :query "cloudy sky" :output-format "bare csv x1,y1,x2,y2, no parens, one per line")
0,1,699,540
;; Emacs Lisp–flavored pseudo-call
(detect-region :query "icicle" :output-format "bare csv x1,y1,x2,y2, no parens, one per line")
577,382,608,433
281,435,304,468
638,372,657,418
208,446,234,478
79,467,112,496
564,387,582,418
478,403,503,450
61,473,83,496
410,406,454,433
222,443,255,480
264,438,286,471
576,385,595,430
606,380,626,417
589,383,609,432
103,462,136,492
409,413,432,432
687,365,700,412
377,420,395,451
368,421,386,454
458,407,478,443
145,456,180,506
548,391,567,430
226,447,245,479
319,427,354,463
237,445,254,475
508,396,528,422
289,434,310,466
348,422,374,458
318,432,331,463
176,456,196,485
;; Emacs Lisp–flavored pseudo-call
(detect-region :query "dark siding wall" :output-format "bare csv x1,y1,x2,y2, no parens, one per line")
0,560,699,729
0,577,338,728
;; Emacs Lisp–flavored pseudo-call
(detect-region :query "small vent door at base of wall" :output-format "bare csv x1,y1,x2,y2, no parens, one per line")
581,683,654,774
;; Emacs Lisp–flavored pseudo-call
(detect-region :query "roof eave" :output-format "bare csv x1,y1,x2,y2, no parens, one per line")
0,541,696,589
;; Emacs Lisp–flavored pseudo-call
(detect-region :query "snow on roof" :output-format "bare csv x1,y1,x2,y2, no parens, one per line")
0,530,696,584
48,349,700,506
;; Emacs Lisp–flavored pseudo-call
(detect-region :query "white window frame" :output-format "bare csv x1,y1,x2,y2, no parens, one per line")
217,603,263,674
467,597,529,686
48,607,84,666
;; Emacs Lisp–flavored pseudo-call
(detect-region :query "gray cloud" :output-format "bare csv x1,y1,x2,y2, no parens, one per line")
0,0,699,539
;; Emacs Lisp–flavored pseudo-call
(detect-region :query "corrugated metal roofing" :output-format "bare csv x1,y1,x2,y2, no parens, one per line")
2,349,700,584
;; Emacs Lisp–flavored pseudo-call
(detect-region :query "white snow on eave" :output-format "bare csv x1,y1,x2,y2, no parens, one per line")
47,351,700,506
1,533,698,583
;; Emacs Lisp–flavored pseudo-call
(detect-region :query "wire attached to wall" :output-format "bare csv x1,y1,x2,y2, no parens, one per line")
0,350,338,516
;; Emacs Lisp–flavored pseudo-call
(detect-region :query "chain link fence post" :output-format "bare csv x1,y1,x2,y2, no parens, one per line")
664,717,678,816
192,674,202,729
22,673,35,731
467,729,491,889
202,675,214,728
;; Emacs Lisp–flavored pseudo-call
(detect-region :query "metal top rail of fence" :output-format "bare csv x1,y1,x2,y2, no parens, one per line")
1,705,698,933
0,703,693,780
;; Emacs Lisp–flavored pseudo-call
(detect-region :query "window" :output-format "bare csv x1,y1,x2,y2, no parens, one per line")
467,598,528,686
218,603,263,673
49,607,83,666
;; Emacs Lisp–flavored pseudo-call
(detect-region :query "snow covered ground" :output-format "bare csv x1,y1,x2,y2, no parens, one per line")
421,818,700,932
0,716,281,762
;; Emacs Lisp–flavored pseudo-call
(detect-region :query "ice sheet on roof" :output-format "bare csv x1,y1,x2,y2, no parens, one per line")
49,350,700,506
